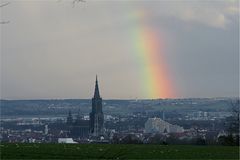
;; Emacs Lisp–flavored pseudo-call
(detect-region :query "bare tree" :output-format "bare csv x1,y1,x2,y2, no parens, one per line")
0,0,86,25
57,0,86,7
0,21,10,24
0,2,10,24
0,2,10,8
72,0,86,7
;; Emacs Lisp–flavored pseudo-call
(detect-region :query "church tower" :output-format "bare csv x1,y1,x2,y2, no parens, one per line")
89,76,104,137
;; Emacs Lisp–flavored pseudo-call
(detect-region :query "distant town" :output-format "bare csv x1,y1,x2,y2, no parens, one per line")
0,78,238,145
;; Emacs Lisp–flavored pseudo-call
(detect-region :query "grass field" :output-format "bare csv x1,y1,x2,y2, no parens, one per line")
0,143,239,159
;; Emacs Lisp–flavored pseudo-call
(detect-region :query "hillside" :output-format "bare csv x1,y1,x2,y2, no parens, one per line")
0,98,233,117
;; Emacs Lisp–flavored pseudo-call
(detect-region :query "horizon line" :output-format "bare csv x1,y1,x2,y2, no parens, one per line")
0,96,238,101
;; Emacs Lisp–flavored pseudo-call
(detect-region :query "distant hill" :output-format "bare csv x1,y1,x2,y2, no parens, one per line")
0,98,235,118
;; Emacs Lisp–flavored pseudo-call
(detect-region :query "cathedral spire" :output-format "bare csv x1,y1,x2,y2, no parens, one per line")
94,75,100,98
90,75,104,137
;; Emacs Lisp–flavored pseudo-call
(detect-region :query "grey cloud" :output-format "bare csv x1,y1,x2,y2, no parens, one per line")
1,0,239,99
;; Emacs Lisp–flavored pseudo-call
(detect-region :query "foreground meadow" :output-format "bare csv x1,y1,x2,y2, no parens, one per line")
1,143,239,159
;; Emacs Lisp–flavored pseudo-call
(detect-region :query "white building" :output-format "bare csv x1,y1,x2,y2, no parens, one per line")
44,125,48,135
145,118,184,133
58,138,77,144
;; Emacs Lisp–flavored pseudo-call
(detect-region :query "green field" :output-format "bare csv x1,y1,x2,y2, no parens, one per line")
0,143,239,159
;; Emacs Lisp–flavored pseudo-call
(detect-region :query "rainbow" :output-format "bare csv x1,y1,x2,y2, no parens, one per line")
130,10,175,99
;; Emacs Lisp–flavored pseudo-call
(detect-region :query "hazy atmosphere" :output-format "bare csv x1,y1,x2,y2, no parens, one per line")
1,0,239,99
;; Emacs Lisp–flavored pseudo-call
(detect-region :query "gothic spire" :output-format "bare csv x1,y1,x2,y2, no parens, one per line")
94,75,101,98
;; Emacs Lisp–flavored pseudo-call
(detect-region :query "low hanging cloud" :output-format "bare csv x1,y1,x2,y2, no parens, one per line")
143,0,239,29
173,1,238,29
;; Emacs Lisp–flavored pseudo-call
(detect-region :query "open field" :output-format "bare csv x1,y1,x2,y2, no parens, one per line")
0,143,239,159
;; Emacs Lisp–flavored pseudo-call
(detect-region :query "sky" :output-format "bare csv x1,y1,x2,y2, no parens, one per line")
0,0,239,100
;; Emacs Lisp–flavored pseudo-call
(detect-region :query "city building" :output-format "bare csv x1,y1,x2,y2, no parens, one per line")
65,109,89,138
58,138,77,144
66,110,73,125
65,76,104,139
69,112,89,138
44,125,48,135
145,118,184,133
89,76,104,137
